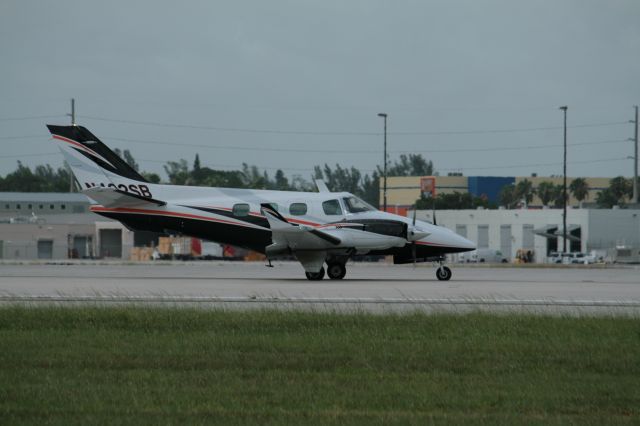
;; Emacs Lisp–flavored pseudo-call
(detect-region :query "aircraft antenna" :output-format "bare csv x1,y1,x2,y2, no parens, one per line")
67,98,76,126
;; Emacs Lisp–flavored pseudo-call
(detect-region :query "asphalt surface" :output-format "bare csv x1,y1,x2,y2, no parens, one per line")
1,261,639,315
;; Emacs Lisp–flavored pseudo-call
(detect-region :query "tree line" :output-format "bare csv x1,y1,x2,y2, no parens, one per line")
496,177,639,209
1,149,636,208
0,150,433,207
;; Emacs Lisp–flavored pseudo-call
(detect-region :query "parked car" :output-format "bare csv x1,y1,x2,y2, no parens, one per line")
571,252,600,264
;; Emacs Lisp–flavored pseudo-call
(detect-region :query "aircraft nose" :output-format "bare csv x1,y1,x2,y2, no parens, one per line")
458,235,476,251
445,231,475,252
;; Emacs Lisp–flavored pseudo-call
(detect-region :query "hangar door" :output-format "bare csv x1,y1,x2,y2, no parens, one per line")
477,225,489,248
522,224,535,249
100,229,122,258
72,236,92,258
37,240,53,259
500,225,512,260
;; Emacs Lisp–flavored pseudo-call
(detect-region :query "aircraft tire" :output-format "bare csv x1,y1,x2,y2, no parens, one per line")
436,266,452,281
305,267,325,281
326,262,347,280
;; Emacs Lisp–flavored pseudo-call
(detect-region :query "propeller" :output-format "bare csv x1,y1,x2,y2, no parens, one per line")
407,205,431,266
432,195,437,226
411,206,417,266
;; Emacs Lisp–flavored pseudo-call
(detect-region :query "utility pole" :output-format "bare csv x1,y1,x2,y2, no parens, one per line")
378,113,388,211
633,105,638,204
559,106,568,253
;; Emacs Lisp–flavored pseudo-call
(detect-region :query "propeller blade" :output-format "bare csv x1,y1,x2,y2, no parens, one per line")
412,204,417,226
412,241,416,267
432,200,437,226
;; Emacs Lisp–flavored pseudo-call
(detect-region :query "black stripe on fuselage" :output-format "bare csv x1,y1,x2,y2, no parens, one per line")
184,205,270,228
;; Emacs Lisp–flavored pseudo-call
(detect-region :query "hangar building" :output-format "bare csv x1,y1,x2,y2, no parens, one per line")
415,207,640,263
0,192,133,260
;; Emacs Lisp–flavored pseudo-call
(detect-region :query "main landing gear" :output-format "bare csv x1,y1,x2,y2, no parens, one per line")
305,267,325,281
305,261,347,281
326,262,347,280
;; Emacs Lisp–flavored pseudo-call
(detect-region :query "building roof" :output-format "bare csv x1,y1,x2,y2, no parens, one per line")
0,192,91,203
0,212,112,225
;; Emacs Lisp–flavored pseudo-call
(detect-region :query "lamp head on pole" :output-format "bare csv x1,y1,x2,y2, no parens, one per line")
559,106,568,112
377,113,387,118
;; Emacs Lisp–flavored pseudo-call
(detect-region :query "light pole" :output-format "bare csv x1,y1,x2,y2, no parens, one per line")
632,105,638,204
559,106,568,253
378,113,388,211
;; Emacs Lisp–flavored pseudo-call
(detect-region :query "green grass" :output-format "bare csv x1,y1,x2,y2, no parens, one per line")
0,307,638,425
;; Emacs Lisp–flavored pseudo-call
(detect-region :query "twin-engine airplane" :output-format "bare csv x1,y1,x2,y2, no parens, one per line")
47,124,475,281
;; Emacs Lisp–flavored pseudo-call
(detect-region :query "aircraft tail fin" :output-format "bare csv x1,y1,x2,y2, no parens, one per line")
46,125,148,186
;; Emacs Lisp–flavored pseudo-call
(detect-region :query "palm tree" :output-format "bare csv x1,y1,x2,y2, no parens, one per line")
536,181,555,207
551,184,566,208
515,179,535,207
609,176,632,202
569,177,589,208
498,184,517,209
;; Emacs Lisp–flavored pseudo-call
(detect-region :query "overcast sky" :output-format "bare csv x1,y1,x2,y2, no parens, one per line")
1,0,639,182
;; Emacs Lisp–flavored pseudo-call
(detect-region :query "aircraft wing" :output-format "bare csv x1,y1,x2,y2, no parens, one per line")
83,186,166,208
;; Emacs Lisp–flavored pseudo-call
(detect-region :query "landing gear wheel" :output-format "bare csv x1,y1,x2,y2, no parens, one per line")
305,267,325,281
436,266,452,281
326,262,347,280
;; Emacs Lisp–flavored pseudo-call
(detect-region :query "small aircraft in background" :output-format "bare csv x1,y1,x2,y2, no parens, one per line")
47,124,475,280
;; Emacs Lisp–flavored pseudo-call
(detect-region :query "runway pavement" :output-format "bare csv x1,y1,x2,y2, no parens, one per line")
1,261,639,314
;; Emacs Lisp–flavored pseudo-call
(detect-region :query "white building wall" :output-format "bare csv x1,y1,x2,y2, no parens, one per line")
417,208,592,263
588,209,640,249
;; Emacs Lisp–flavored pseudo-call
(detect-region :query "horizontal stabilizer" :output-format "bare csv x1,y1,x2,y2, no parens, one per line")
83,187,166,208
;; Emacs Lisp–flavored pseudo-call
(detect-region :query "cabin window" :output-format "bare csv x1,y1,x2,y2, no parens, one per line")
289,203,307,216
50,204,55,210
343,196,375,213
232,203,250,217
322,199,342,216
16,204,21,210
28,204,33,210
61,204,66,210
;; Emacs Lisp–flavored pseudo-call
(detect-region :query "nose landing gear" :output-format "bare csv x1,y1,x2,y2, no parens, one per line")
436,264,452,281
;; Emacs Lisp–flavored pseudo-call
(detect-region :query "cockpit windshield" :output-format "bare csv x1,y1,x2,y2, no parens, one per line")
342,196,376,213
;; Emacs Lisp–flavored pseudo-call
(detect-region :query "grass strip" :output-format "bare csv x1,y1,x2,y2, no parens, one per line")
0,307,638,425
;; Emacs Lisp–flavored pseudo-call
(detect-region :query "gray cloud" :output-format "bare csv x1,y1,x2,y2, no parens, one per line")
1,0,639,180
